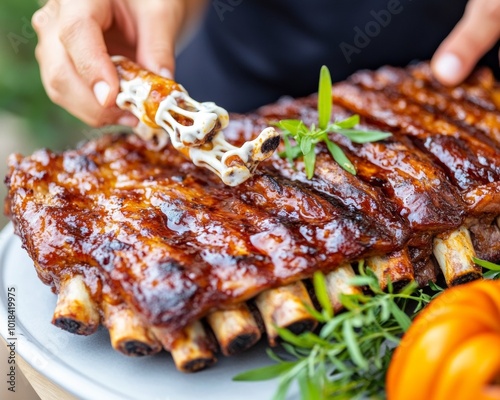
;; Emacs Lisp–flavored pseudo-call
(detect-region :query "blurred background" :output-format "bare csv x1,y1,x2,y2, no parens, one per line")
0,0,86,229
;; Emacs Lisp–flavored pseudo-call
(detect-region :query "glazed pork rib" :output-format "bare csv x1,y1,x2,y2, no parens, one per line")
5,63,500,372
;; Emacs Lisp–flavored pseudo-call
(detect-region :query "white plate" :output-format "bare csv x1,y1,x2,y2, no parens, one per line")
0,223,298,400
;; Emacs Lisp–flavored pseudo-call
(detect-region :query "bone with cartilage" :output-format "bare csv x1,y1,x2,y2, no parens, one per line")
102,300,162,356
52,275,100,336
189,128,280,186
206,303,261,356
366,248,415,291
113,56,279,186
324,264,363,312
255,281,317,346
152,321,216,373
433,226,482,286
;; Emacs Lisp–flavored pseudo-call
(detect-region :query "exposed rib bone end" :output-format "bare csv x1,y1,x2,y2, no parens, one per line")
433,226,482,286
190,127,280,186
325,264,362,313
206,304,261,356
102,301,162,356
52,275,100,336
366,249,415,291
153,321,216,373
255,281,317,346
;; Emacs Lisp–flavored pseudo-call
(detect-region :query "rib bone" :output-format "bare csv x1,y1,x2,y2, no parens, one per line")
433,226,482,286
206,304,261,356
366,249,415,290
324,264,362,313
153,321,216,373
102,300,162,356
255,281,317,346
52,275,100,336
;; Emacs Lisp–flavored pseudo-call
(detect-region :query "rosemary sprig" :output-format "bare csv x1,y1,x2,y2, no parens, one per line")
234,258,500,399
473,257,500,279
234,261,436,400
277,66,391,178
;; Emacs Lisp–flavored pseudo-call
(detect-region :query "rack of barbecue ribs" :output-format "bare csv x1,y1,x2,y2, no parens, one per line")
5,62,500,372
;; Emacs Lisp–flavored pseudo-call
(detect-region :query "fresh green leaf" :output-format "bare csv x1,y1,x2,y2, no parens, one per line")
318,65,333,130
281,342,306,358
428,281,444,293
332,114,360,129
274,377,294,400
325,139,356,175
331,129,392,143
313,271,334,319
386,276,394,294
304,149,317,179
347,276,374,287
281,133,295,165
276,327,315,349
343,320,368,370
298,369,322,400
389,302,412,331
266,348,285,363
300,136,313,155
473,257,500,271
233,362,296,381
484,270,500,280
276,65,389,178
303,301,328,323
277,119,305,135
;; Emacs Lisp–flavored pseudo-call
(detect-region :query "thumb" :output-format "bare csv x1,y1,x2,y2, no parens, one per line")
431,0,500,86
135,0,186,78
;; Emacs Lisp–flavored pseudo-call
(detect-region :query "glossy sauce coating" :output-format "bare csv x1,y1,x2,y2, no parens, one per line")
5,63,500,336
115,58,184,128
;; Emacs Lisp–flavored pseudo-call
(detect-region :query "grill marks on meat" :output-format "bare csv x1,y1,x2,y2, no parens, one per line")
5,63,500,341
6,134,408,334
333,76,500,215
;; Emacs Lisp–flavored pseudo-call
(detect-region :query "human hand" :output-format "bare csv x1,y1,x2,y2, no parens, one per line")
431,0,500,86
32,0,186,126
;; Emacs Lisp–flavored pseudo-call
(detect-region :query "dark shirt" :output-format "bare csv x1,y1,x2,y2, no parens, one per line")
176,0,499,112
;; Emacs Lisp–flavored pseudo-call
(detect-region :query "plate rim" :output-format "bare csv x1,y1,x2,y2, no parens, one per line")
0,223,133,400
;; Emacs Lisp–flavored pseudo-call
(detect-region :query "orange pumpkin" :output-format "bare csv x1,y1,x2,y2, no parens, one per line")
386,279,500,400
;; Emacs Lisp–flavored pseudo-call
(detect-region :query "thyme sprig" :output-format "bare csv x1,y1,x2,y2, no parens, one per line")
234,258,500,399
278,66,391,178
473,257,500,279
234,261,436,399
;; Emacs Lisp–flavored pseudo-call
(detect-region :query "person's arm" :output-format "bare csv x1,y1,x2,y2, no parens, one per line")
32,0,207,127
432,0,500,86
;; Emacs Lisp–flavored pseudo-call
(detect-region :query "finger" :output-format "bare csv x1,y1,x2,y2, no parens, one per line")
57,0,119,108
431,0,500,86
36,26,124,127
134,0,185,77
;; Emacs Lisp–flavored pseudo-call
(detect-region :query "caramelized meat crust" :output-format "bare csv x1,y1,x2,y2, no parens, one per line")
5,133,409,332
5,63,500,336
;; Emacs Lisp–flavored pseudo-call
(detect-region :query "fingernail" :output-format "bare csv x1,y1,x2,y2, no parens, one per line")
93,81,110,106
159,68,173,79
434,53,463,85
118,115,138,127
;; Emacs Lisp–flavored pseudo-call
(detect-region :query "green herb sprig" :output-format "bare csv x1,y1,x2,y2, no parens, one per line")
234,258,500,399
234,261,436,400
278,66,391,178
473,257,500,279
